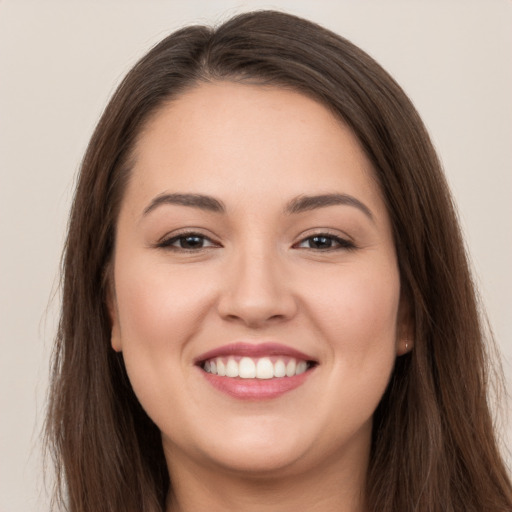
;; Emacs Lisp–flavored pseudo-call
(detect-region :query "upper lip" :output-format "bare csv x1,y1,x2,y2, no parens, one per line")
194,342,317,364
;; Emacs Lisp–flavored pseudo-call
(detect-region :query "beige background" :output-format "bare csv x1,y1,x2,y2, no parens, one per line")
1,1,510,510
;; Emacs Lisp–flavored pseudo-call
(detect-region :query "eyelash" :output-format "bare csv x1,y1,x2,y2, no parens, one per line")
157,231,356,252
294,233,356,251
157,232,218,251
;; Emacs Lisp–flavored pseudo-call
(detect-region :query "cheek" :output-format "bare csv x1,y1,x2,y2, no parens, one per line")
304,258,400,373
112,258,217,408
306,262,400,434
327,261,398,335
115,259,214,347
112,259,224,440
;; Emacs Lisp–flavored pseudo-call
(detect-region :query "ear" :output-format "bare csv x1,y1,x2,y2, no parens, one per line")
396,292,414,356
106,279,123,353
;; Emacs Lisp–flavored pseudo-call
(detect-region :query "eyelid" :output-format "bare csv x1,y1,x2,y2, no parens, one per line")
153,228,355,252
293,230,356,251
155,228,221,250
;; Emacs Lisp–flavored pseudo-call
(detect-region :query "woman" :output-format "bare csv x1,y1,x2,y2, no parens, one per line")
45,10,512,512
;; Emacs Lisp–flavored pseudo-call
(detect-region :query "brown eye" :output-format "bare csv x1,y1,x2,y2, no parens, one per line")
159,233,217,250
177,235,207,249
296,234,355,251
306,236,335,249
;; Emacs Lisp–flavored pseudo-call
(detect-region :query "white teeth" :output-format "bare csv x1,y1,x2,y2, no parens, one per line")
217,359,226,376
285,359,296,377
239,357,256,378
204,356,312,379
274,359,286,378
296,361,308,375
256,358,274,379
226,358,239,377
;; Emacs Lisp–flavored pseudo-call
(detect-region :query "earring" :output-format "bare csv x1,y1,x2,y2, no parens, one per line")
405,342,409,351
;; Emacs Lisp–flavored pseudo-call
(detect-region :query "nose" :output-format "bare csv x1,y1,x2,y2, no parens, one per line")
217,247,298,328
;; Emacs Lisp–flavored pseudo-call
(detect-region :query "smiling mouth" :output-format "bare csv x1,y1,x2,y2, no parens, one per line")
195,342,318,399
200,356,316,379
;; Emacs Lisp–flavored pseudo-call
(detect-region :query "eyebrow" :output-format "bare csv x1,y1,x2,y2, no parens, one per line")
142,191,373,221
285,193,374,221
143,193,225,216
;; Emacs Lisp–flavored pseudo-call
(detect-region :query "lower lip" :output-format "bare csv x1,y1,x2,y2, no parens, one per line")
200,368,314,400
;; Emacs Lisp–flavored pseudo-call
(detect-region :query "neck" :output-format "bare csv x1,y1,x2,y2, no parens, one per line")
165,443,369,512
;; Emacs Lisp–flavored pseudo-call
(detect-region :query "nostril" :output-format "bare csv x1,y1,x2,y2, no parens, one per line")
216,268,298,327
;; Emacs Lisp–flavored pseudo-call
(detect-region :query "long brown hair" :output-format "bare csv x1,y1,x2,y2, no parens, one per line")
45,10,512,511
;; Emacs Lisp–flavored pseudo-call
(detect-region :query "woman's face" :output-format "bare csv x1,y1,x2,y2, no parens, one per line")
110,82,407,479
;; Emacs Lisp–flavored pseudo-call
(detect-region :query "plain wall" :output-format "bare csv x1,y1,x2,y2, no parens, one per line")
1,1,510,510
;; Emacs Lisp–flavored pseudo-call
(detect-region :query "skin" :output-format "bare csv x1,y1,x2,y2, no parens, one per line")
110,82,411,512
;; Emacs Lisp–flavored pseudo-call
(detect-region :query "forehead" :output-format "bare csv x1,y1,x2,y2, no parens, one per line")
127,81,384,216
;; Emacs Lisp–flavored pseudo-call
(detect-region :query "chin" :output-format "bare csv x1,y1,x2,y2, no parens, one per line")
203,441,307,477
165,418,314,477
195,413,372,478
